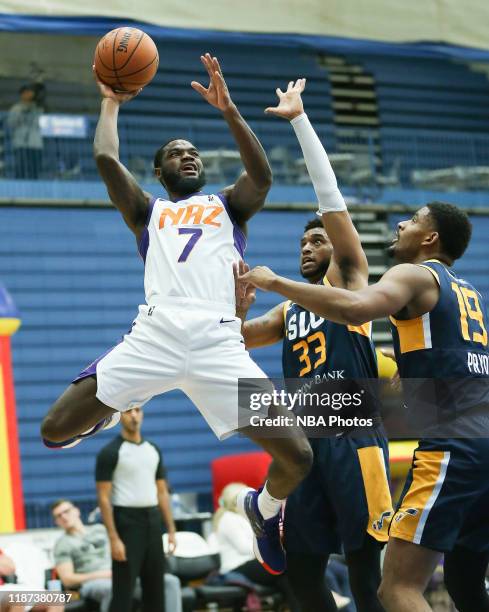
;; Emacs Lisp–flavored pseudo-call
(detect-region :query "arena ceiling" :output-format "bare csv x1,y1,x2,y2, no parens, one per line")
1,0,489,51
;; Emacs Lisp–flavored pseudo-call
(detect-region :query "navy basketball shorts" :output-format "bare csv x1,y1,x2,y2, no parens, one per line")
284,428,393,555
390,437,489,552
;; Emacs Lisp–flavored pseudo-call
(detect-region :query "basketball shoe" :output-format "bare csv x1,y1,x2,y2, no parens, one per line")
239,488,286,575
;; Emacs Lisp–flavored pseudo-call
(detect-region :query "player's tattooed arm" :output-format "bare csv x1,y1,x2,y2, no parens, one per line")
234,261,284,348
93,69,150,240
240,263,439,325
242,303,286,349
266,79,368,290
192,54,272,225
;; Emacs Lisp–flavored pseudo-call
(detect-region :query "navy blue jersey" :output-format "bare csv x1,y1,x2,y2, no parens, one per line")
282,278,378,382
390,260,489,423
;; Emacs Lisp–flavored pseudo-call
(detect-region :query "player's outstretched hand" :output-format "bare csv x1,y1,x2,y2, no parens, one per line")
93,66,142,105
239,265,278,291
265,78,306,121
191,53,234,112
234,261,256,319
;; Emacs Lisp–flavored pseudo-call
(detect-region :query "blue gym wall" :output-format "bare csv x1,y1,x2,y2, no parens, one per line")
2,205,488,526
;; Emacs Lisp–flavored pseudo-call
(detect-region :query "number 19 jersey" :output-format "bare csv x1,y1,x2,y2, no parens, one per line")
390,259,489,421
137,191,245,310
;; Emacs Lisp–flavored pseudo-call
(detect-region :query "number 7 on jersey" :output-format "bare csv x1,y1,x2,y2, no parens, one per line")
177,228,203,262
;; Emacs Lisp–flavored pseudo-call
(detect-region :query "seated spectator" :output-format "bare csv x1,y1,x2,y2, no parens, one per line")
52,499,181,612
213,483,300,611
52,500,112,612
0,549,62,612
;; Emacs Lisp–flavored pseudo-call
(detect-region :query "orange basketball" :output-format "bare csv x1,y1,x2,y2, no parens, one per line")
94,27,159,93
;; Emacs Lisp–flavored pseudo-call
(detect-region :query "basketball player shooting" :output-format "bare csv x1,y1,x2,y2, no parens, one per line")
40,53,312,575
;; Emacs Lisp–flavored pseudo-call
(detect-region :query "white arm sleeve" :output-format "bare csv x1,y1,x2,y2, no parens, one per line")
290,112,346,214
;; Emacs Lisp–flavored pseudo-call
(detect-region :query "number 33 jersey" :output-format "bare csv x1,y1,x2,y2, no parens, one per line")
282,276,378,381
137,192,245,309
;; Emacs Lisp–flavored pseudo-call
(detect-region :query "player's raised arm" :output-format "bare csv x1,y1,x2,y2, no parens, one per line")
93,71,150,240
240,263,438,326
266,79,368,290
191,54,272,225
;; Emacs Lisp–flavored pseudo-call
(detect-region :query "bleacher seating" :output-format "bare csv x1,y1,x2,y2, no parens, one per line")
0,40,335,184
2,43,489,190
354,55,489,185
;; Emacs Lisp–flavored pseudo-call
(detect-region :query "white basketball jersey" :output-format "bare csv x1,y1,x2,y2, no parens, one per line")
138,192,245,309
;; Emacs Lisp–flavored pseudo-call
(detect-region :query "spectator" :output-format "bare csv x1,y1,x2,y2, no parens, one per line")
213,483,300,611
52,499,181,612
52,499,112,612
96,407,177,612
6,85,43,179
0,549,62,612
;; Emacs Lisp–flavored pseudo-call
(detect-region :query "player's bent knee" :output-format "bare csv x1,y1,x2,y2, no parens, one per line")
377,579,391,607
378,578,406,609
40,398,76,441
289,439,313,478
40,413,63,442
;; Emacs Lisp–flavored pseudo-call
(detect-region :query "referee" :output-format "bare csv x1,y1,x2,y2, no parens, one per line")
96,407,176,612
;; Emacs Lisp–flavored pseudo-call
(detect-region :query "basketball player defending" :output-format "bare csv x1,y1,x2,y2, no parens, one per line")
236,79,391,611
41,54,312,575
240,203,489,612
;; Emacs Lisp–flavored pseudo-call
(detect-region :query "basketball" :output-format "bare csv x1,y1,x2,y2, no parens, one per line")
94,27,159,92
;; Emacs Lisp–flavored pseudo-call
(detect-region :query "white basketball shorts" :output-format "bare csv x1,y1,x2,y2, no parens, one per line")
73,298,271,439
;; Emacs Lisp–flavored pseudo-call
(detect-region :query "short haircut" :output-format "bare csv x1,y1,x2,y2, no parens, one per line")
153,139,182,168
51,498,73,513
304,218,324,233
426,202,472,261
